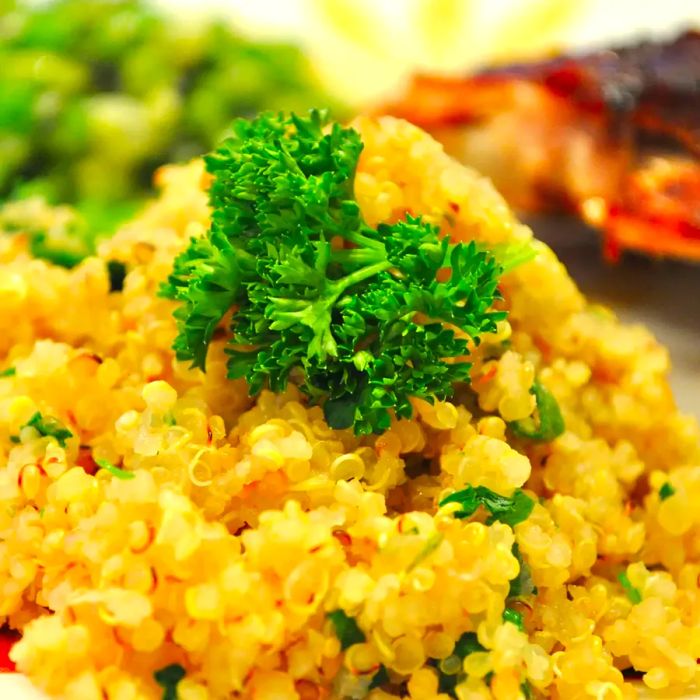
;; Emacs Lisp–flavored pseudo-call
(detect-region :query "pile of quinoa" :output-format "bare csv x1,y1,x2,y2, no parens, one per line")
1,117,699,700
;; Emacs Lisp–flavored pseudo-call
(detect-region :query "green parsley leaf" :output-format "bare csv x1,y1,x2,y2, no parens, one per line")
154,663,186,700
439,485,534,527
23,412,73,447
0,367,16,377
618,571,642,604
502,607,525,631
659,482,675,501
327,610,366,650
521,680,533,699
453,632,484,659
509,543,537,599
162,110,527,435
95,458,135,480
510,380,565,442
107,260,127,293
9,435,20,444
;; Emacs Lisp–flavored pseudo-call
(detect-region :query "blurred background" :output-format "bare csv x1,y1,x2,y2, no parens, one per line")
0,0,699,416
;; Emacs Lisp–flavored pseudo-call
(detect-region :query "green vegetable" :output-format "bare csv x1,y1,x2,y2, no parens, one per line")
407,532,444,571
618,571,642,604
368,665,390,690
154,663,186,700
659,482,675,501
327,610,365,650
509,543,537,599
502,607,525,631
0,0,342,257
439,485,535,527
431,632,484,697
22,411,73,447
510,380,565,442
107,260,127,292
162,110,527,435
0,367,16,377
453,632,484,659
95,457,135,480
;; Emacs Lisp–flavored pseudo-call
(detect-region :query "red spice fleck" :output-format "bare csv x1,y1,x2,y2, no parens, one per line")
75,447,98,475
449,201,460,213
66,410,77,426
478,365,498,384
86,352,103,365
332,530,352,547
234,523,251,537
0,628,20,672
207,424,213,444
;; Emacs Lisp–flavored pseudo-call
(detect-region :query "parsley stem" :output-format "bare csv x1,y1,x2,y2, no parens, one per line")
343,228,385,250
330,248,385,265
332,260,392,295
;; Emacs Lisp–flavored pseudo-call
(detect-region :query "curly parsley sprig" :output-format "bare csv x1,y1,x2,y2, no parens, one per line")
161,110,534,434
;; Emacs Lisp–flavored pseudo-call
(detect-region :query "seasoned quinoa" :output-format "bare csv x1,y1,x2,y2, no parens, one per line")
1,116,700,700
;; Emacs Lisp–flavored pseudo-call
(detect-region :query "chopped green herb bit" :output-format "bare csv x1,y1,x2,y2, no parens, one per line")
9,435,20,444
95,458,135,480
659,482,675,501
509,544,537,599
503,607,525,631
29,231,86,269
521,680,533,699
453,631,485,659
23,412,73,447
107,260,127,293
618,571,642,604
0,367,16,377
328,610,365,650
439,485,534,527
407,532,444,571
154,663,186,700
510,381,565,442
368,665,390,690
161,110,531,435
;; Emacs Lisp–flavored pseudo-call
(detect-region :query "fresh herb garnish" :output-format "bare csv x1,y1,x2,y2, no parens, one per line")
154,663,186,700
510,380,565,442
9,435,20,444
22,412,73,447
162,110,533,435
659,482,675,501
327,610,365,650
453,631,484,658
439,485,535,527
95,458,135,480
0,367,16,377
107,260,127,293
502,607,525,631
368,665,390,690
618,571,642,604
509,543,537,599
407,532,444,571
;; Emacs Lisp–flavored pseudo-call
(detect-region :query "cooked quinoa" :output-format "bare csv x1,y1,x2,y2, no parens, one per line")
1,116,700,700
